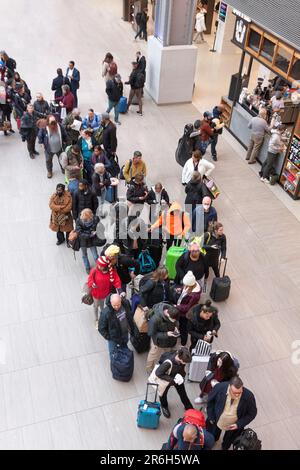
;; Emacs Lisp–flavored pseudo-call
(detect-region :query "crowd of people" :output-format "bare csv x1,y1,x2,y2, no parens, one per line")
0,46,258,452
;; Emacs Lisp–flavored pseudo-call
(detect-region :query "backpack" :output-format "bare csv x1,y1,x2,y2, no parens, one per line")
120,159,132,180
138,249,156,274
94,126,104,145
109,62,118,76
182,409,206,429
232,429,262,450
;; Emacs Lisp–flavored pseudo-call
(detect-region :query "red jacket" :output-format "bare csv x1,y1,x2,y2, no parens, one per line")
56,91,75,113
200,121,214,141
88,267,122,300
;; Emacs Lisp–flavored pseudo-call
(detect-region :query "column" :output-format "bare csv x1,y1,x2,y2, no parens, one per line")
146,0,198,105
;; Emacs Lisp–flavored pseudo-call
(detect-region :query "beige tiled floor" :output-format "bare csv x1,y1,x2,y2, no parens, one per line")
0,0,300,450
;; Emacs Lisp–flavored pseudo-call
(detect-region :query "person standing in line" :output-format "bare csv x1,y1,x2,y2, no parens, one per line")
20,103,39,159
76,208,102,274
182,150,215,185
60,144,83,194
63,108,82,145
82,109,101,133
192,195,218,233
33,93,50,118
102,53,118,83
77,129,95,183
92,163,111,217
246,108,269,164
12,84,30,129
123,151,147,184
51,68,70,100
98,293,134,358
66,61,80,107
206,376,257,450
72,179,98,221
259,123,286,183
106,74,123,125
88,256,123,328
125,62,145,116
38,114,68,178
49,184,73,246
203,221,227,277
101,112,118,159
57,84,75,114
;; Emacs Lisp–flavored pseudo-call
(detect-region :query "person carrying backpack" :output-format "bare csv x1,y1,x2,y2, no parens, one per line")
140,267,171,309
163,412,215,450
149,202,191,250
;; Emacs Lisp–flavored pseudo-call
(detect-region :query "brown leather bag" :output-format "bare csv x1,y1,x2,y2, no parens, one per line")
68,230,78,242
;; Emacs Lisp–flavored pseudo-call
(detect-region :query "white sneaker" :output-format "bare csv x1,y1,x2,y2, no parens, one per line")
194,396,207,404
95,319,98,330
260,177,265,182
264,179,270,184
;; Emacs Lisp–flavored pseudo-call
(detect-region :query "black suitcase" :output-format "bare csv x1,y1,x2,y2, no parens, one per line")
130,325,150,353
210,258,231,302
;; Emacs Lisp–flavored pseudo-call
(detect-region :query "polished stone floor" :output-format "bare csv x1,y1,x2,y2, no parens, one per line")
0,0,300,450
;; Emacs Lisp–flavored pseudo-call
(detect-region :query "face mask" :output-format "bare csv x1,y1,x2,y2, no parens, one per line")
203,204,210,210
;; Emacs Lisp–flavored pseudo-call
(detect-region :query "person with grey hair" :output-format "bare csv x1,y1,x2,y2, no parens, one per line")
246,108,269,164
106,74,123,125
259,123,286,183
92,163,111,217
63,108,82,145
57,84,75,114
33,93,50,118
101,112,117,160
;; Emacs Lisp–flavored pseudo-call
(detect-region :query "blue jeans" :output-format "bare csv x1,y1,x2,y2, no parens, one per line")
107,100,120,122
68,179,79,194
108,334,129,359
81,246,98,271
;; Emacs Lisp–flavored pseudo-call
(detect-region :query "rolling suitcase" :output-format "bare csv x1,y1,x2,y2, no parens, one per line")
165,245,187,280
130,325,150,353
188,340,212,382
137,384,161,429
111,345,134,382
210,258,231,302
105,185,118,204
119,96,128,114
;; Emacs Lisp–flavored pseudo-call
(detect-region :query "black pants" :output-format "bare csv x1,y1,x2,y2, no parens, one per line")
207,252,220,277
135,24,147,41
166,236,182,251
260,152,279,179
210,133,219,157
206,420,243,450
160,383,193,410
27,129,37,155
57,231,70,243
71,87,78,107
179,317,189,346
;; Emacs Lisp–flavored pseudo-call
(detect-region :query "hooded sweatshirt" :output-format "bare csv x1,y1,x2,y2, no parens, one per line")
150,202,191,237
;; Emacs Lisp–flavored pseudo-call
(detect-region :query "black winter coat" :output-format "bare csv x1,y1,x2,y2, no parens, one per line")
127,69,145,89
75,216,101,248
147,187,170,206
98,298,134,344
51,75,71,99
187,306,221,340
155,351,187,383
116,254,140,285
203,232,227,261
72,189,98,220
106,79,123,102
13,92,30,118
33,100,50,118
207,382,257,430
147,304,179,348
185,180,210,207
102,121,117,155
140,279,171,308
126,182,149,204
92,171,111,196
175,252,209,284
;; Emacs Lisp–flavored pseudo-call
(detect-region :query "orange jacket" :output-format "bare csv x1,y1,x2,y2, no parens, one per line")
151,202,191,237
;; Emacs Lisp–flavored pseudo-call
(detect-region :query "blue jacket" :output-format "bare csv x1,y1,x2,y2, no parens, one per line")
207,382,257,430
82,113,101,131
66,67,80,91
171,423,215,450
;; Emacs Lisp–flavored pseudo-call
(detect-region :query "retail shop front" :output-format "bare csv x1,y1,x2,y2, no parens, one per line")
221,10,300,199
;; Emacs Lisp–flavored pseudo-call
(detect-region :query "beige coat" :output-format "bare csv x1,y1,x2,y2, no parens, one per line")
49,191,73,233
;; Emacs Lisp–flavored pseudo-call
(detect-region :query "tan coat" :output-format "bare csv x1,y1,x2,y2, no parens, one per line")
49,191,73,233
123,159,147,183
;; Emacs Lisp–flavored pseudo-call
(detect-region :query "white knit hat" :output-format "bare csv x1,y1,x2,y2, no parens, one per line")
183,271,196,287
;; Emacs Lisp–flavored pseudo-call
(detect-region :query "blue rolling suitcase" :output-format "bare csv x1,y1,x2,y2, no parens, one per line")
111,345,134,382
105,185,118,203
137,384,161,429
119,96,128,114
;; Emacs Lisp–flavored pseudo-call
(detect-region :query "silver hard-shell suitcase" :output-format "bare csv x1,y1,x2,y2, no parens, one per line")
188,340,212,382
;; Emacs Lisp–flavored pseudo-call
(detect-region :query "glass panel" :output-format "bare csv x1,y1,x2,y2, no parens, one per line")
274,46,292,73
290,57,300,82
248,29,261,53
261,37,275,62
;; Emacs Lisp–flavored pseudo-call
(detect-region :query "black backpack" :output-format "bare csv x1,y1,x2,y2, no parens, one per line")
232,429,262,450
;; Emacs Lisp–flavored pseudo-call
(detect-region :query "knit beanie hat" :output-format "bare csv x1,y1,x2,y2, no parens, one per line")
96,256,114,283
105,245,120,259
183,271,196,287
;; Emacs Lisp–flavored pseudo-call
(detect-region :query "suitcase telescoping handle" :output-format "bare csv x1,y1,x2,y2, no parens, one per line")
218,257,228,277
146,383,159,404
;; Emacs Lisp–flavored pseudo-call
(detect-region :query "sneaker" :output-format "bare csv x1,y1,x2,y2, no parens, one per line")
9,129,15,133
260,177,266,182
161,407,171,419
29,153,35,159
115,121,121,125
95,319,99,330
264,179,270,184
194,396,207,405
212,155,218,161
137,111,143,116
33,150,40,155
47,171,53,178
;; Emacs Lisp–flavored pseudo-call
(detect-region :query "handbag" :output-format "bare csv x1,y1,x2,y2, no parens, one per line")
60,107,67,120
148,359,173,396
81,269,96,305
134,305,148,333
204,178,220,199
68,230,80,252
